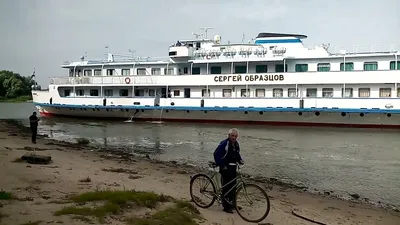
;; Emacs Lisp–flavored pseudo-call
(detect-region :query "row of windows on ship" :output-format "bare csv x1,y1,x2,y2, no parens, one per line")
68,87,400,98
70,61,400,76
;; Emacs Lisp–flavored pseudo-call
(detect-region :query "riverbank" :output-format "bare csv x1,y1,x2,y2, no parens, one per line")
0,121,399,225
0,96,32,103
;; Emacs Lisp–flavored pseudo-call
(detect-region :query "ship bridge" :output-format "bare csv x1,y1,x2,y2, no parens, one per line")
254,32,307,48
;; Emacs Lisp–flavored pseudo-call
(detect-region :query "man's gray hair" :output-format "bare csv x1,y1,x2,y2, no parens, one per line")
228,128,239,135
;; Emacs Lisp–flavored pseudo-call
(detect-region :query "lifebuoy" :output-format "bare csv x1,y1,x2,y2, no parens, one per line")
125,77,131,84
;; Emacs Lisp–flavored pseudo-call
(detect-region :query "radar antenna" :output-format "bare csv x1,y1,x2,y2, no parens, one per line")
105,45,109,54
192,32,202,39
129,49,136,59
199,27,213,39
322,43,330,51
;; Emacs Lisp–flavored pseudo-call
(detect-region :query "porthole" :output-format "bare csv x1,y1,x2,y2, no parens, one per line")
315,111,320,116
341,112,346,117
259,111,263,115
244,111,248,114
298,112,303,116
360,113,364,117
387,113,392,117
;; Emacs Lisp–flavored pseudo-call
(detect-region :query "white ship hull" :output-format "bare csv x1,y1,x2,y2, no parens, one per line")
30,31,400,128
34,103,400,128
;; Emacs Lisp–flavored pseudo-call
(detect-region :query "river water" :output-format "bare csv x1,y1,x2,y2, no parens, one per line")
1,102,399,208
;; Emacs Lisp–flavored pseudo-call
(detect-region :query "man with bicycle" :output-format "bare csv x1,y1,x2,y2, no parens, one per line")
213,128,244,213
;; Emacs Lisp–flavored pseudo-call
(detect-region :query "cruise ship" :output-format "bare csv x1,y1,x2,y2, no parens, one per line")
31,31,400,128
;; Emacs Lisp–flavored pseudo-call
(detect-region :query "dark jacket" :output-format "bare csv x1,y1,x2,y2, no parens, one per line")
214,138,242,167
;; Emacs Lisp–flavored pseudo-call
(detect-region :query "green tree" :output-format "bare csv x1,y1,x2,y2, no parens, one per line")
0,70,35,100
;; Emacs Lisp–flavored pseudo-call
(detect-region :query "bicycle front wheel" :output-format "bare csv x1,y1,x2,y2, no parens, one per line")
235,183,271,223
189,173,217,208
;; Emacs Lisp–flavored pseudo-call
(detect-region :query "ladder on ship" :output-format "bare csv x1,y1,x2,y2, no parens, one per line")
124,111,139,123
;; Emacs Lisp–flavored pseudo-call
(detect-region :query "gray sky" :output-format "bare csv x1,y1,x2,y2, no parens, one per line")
0,0,399,86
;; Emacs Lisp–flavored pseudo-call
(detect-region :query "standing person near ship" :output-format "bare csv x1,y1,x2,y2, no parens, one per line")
29,112,40,144
213,128,244,213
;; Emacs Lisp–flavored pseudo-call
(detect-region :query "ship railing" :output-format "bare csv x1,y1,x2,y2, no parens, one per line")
190,44,399,61
62,55,170,66
329,44,399,55
49,76,159,85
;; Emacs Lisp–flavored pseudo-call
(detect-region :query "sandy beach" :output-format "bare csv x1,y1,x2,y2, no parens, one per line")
0,120,399,225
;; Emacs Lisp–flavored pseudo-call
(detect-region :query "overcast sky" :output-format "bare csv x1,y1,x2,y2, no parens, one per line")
0,0,398,86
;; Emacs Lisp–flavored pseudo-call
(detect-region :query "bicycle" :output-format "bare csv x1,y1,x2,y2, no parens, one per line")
189,161,270,223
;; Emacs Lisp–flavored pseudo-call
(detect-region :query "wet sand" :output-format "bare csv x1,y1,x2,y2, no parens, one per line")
0,121,399,225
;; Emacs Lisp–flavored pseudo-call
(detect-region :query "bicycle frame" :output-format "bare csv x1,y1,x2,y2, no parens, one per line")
205,164,246,204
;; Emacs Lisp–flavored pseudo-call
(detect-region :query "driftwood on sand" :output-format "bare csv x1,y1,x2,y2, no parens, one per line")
21,153,52,164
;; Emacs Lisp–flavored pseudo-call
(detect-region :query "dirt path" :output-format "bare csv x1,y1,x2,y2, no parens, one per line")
0,121,399,225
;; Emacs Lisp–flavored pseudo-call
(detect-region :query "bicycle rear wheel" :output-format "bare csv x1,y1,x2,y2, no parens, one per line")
189,173,217,208
235,183,270,223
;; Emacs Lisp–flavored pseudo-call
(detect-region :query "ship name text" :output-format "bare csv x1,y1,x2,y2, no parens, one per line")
214,74,285,82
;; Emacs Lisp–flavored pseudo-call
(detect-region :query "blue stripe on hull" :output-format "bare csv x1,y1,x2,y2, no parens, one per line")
254,39,302,44
33,102,399,114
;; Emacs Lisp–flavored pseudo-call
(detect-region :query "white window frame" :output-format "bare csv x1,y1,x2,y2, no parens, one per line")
306,88,317,97
273,88,283,98
151,68,161,75
288,88,298,97
358,88,370,98
137,68,147,75
240,89,250,97
379,88,391,97
222,89,232,98
121,69,130,76
341,88,353,97
255,89,265,98
322,88,334,98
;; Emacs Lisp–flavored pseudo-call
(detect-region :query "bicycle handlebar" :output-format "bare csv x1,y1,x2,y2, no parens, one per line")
230,162,245,169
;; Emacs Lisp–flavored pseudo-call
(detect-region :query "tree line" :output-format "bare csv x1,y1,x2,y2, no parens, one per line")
0,70,35,99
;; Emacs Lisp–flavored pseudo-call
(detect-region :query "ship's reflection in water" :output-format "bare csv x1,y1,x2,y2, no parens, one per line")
31,117,400,208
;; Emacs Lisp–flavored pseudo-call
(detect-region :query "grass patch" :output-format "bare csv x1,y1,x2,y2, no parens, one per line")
76,138,90,145
0,191,13,200
54,190,172,223
72,215,92,223
69,190,170,208
19,221,42,225
125,200,201,225
55,202,119,223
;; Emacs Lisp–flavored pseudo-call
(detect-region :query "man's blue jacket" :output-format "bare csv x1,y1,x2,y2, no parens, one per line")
213,138,243,167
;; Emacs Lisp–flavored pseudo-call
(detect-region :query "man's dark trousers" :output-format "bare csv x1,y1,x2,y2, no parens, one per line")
221,164,237,209
31,126,37,144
